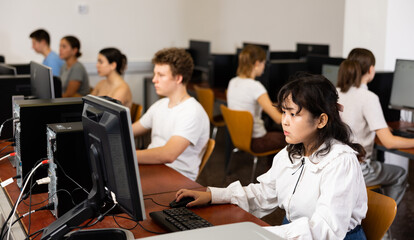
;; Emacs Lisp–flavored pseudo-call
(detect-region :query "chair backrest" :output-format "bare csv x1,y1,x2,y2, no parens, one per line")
220,104,253,153
130,102,143,123
197,138,215,178
362,190,397,240
194,85,215,122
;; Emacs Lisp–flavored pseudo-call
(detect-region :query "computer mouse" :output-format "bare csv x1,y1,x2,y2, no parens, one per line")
169,197,195,208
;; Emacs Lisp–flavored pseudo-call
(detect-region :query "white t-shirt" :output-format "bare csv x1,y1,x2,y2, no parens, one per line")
227,77,268,138
337,84,388,174
139,97,210,180
209,141,367,239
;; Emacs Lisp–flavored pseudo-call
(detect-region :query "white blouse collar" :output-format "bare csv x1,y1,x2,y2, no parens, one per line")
289,140,357,172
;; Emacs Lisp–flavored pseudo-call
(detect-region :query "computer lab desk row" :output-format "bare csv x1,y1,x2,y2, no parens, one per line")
0,146,268,239
374,121,414,159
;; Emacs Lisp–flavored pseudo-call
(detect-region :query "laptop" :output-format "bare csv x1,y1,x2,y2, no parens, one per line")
138,222,285,240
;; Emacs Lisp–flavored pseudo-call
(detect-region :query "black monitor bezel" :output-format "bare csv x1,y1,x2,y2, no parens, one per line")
82,95,145,220
30,61,55,99
0,63,17,76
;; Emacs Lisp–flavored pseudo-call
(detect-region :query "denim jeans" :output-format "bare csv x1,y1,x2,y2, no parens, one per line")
282,216,367,240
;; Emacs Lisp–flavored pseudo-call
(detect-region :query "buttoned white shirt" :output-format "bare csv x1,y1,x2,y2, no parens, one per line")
209,141,367,239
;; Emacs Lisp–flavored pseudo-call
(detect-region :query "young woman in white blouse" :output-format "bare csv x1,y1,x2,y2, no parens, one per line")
175,73,368,239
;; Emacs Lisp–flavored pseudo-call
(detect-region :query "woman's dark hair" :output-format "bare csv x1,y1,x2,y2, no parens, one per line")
99,48,127,75
337,60,362,93
62,36,82,58
276,72,365,162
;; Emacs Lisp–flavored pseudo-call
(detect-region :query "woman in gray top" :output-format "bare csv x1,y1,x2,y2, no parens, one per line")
59,36,90,97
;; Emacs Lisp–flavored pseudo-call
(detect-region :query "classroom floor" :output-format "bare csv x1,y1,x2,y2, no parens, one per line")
196,127,414,240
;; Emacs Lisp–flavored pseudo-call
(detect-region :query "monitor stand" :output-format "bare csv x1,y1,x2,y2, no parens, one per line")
41,145,106,240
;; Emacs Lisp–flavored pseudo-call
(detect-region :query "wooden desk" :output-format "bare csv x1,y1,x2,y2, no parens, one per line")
0,156,269,239
139,164,202,196
90,190,269,239
374,121,414,159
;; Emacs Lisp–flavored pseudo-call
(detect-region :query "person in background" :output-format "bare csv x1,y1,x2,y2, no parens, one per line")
227,45,285,153
29,29,63,76
132,48,209,181
176,73,368,239
337,49,414,205
91,48,132,109
59,35,90,97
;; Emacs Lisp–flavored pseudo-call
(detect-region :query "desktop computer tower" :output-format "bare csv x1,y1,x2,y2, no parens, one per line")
14,98,84,193
0,75,31,139
46,122,92,218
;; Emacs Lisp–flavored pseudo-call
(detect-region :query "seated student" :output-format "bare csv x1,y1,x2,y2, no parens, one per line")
132,48,209,181
29,29,64,77
337,49,414,205
91,48,132,109
176,73,368,239
227,45,285,153
59,36,90,97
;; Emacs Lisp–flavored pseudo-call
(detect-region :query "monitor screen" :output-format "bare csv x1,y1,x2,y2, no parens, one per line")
30,61,55,99
297,43,329,58
390,59,414,111
41,95,145,240
189,40,211,70
322,64,340,86
0,63,17,76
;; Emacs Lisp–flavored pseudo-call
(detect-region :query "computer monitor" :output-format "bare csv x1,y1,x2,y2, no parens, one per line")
270,51,299,60
296,43,330,58
10,63,31,75
0,75,31,139
189,40,211,71
30,61,55,99
266,59,308,102
0,63,17,76
367,72,400,122
322,64,340,86
41,95,146,240
389,59,414,111
306,55,345,74
209,53,236,88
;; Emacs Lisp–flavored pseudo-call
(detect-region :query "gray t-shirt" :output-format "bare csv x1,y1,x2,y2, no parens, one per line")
60,61,90,96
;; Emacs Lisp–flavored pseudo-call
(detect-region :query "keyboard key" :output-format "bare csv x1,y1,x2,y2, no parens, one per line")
150,207,213,232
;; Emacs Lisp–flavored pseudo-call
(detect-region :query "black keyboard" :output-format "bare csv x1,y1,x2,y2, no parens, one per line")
393,129,414,138
149,207,213,232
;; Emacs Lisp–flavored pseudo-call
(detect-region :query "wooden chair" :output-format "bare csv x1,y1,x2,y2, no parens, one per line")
196,138,215,180
130,102,144,148
220,105,281,182
194,85,225,140
362,190,397,240
130,102,143,123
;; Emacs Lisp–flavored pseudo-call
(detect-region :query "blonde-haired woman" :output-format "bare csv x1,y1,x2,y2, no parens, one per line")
227,45,285,153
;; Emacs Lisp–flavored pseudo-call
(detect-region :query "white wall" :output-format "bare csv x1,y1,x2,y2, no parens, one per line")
0,0,347,105
0,0,346,63
384,0,414,70
343,0,389,70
